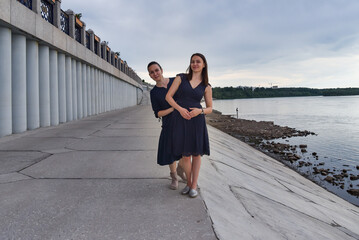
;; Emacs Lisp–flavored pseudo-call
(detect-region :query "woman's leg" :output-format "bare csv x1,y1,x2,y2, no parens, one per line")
169,161,176,173
182,156,192,187
191,155,201,190
176,158,187,181
169,161,178,190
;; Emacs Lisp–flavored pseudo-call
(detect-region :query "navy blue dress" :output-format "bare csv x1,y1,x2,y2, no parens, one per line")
170,74,210,157
150,78,181,165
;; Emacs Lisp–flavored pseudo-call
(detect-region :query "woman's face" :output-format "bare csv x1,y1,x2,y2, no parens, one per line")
190,55,205,73
148,64,163,82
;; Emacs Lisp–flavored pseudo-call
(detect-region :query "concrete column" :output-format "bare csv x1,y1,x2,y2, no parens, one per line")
65,10,75,38
49,49,59,126
98,71,102,113
110,77,113,110
86,65,91,116
58,53,66,123
82,63,87,117
102,72,105,112
90,67,95,115
11,34,27,134
53,0,61,28
95,69,99,114
104,73,108,112
72,59,77,120
0,27,12,137
65,56,73,121
39,45,50,127
76,61,83,119
26,40,40,130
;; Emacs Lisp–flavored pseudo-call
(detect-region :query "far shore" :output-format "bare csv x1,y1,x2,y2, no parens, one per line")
205,109,359,206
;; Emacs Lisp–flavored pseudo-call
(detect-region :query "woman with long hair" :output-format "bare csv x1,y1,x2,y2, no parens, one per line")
148,61,186,190
166,53,212,197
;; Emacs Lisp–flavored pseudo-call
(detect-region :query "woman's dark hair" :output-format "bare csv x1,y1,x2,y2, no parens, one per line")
147,61,162,71
186,53,209,86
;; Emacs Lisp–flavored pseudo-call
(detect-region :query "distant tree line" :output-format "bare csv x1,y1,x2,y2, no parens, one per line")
212,87,359,99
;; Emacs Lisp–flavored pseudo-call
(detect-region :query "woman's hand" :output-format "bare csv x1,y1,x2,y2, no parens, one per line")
179,107,191,120
189,108,202,118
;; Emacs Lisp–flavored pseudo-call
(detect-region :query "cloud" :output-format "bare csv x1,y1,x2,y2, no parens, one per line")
61,0,359,88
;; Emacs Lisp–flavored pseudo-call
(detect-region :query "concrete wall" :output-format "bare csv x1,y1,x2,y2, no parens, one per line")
0,0,142,137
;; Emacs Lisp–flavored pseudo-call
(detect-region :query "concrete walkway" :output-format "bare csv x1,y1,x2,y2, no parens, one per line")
0,104,216,240
1,95,359,239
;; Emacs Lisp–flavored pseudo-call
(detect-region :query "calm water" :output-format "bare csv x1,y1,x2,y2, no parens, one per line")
213,96,359,205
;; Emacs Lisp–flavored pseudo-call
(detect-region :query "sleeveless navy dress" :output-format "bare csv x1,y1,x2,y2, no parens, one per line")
150,78,181,165
170,74,210,157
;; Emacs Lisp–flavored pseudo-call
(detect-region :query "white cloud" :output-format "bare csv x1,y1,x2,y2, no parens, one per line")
61,0,359,88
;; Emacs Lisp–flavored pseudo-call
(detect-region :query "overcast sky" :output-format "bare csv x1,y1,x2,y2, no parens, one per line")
61,0,359,88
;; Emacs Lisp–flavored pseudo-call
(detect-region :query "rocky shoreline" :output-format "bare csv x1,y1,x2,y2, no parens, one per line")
205,110,359,202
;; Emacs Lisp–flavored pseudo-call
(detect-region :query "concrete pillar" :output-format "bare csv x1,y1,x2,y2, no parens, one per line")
11,34,27,133
72,59,77,120
95,69,99,114
0,27,12,137
86,65,91,116
58,53,66,123
76,61,83,119
65,56,73,121
39,45,50,127
103,74,107,112
49,49,59,126
98,71,102,113
26,40,40,130
90,67,95,115
82,63,87,117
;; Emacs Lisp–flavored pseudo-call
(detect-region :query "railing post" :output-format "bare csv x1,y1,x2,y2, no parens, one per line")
111,51,115,66
80,22,86,46
53,0,61,28
32,0,41,14
95,35,101,57
65,9,75,38
101,42,107,60
88,29,94,52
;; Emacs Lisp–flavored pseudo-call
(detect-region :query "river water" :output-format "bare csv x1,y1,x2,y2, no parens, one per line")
213,95,359,206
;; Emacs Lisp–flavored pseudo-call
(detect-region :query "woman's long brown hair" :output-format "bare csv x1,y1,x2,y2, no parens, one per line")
186,53,209,86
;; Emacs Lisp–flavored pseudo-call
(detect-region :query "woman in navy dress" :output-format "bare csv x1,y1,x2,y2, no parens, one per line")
148,61,185,190
166,53,213,198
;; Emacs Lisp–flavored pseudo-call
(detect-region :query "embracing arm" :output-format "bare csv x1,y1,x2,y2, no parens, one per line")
165,76,191,120
157,107,174,118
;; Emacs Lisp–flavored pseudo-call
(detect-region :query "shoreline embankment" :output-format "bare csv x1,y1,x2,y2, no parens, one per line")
205,110,359,206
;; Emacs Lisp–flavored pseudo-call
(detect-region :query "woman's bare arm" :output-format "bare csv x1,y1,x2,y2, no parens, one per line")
166,76,191,120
